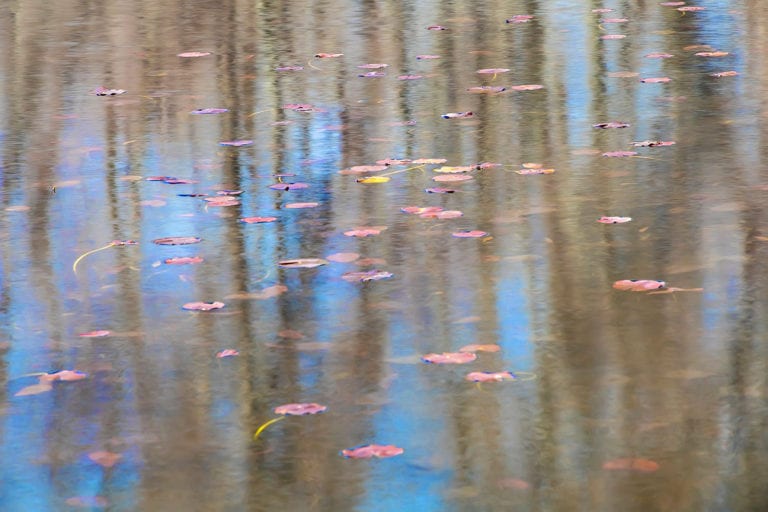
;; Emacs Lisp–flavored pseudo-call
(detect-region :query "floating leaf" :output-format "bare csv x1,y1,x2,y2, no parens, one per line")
88,451,123,468
315,52,343,58
516,168,555,175
413,158,447,164
466,371,516,382
284,202,319,209
341,444,404,459
640,77,671,83
602,151,637,157
433,174,473,182
220,139,254,147
356,176,391,184
467,86,507,93
593,122,630,129
425,187,456,194
597,216,632,224
452,230,488,238
694,51,728,58
442,112,474,119
677,6,705,11
358,63,388,69
359,72,385,78
477,68,510,74
420,210,463,219
190,108,228,114
182,301,225,311
240,216,278,224
344,228,383,237
631,140,676,147
401,206,443,215
510,84,544,91
278,258,328,268
177,51,211,58
268,182,309,190
164,256,204,265
645,52,674,59
435,165,474,174
376,158,411,166
416,54,440,60
341,270,394,282
612,279,666,291
710,70,739,78
49,370,88,382
78,330,111,338
602,458,660,472
153,236,202,245
506,15,534,23
459,344,501,353
225,285,288,300
326,252,360,263
600,34,626,40
339,165,389,174
422,352,477,364
92,86,126,96
427,25,448,30
216,349,239,358
274,403,327,415
14,382,54,397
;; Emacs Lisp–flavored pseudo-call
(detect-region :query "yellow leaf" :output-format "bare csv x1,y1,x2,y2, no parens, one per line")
356,176,390,184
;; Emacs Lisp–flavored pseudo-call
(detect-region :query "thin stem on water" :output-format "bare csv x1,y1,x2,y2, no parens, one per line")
380,164,425,177
253,416,286,441
73,242,116,274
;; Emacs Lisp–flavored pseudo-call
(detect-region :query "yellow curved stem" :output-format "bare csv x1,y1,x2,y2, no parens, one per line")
73,242,116,274
253,416,285,440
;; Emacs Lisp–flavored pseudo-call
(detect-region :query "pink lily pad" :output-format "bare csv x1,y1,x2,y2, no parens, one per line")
420,210,463,219
600,34,626,40
153,236,202,245
216,349,240,358
612,280,666,291
344,228,382,237
593,121,630,129
603,458,660,472
401,206,444,215
598,216,632,224
422,352,477,364
182,301,225,311
466,371,516,382
506,15,534,23
341,444,404,459
274,403,327,415
477,68,510,74
640,77,671,83
278,258,328,268
326,252,360,263
190,108,229,114
510,84,544,91
284,202,319,209
164,256,204,264
442,112,474,119
432,174,473,183
459,344,501,353
602,151,638,158
268,183,309,191
240,216,278,224
341,270,394,282
452,230,488,238
220,140,254,147
78,330,111,338
178,51,211,58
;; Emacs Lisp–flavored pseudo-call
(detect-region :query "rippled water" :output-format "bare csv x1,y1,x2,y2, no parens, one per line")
1,0,767,510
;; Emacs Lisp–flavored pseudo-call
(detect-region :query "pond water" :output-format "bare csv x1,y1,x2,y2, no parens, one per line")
1,0,767,510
